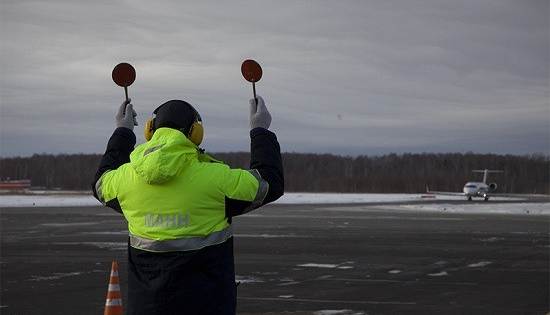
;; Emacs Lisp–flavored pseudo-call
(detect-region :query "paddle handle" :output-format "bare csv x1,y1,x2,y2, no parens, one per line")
252,82,257,105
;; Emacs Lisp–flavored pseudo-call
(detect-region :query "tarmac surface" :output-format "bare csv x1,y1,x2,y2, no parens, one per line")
1,202,549,315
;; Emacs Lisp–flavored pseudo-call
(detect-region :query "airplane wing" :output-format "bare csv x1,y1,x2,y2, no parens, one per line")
425,185,464,196
426,190,465,196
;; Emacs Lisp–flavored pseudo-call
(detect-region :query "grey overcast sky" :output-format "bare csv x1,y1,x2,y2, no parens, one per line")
1,0,549,157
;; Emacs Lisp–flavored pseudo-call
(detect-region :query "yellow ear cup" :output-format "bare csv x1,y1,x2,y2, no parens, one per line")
188,122,204,146
144,118,155,141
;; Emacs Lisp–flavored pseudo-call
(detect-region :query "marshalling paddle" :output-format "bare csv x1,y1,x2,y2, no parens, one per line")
241,59,263,105
112,62,136,103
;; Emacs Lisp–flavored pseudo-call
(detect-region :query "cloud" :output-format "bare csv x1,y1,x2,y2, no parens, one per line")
1,0,548,157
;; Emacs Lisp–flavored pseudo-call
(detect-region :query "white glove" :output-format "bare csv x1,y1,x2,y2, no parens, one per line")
116,98,138,130
249,95,271,130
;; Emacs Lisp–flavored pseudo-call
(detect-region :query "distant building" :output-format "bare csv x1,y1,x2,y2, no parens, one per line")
0,179,31,191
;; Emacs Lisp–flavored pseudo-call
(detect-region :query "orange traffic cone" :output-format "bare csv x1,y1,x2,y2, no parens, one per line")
104,260,123,315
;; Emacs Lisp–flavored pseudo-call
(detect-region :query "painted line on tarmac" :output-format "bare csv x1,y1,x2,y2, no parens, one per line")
238,296,416,305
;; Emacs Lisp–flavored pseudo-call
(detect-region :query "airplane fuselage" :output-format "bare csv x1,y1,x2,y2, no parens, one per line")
463,182,490,200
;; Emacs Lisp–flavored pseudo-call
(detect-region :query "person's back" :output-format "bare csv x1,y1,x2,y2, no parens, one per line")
93,97,283,314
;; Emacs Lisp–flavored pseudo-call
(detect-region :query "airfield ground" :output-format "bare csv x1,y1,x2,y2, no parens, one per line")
1,201,549,315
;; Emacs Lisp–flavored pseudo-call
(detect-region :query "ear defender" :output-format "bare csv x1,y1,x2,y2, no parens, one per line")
143,105,204,146
188,121,204,146
144,118,155,141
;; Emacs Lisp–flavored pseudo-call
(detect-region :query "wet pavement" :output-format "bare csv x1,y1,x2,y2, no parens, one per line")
1,203,548,314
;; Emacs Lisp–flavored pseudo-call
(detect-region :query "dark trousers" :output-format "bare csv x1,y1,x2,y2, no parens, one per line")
127,238,236,315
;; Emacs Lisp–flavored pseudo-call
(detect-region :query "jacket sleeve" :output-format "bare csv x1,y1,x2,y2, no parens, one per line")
92,127,136,213
249,127,284,204
224,127,284,217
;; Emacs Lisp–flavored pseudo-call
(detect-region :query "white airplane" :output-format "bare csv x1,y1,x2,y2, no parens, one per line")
427,169,504,201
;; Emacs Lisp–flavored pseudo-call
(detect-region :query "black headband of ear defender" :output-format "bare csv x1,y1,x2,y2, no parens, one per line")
152,100,201,136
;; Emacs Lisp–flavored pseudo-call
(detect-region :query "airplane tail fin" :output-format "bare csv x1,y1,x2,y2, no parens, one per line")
472,169,504,183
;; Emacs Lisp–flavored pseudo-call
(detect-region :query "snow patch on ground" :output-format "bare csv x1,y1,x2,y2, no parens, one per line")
29,272,82,282
1,193,546,216
298,262,355,269
468,261,492,268
0,192,525,208
298,263,339,268
235,275,264,284
314,310,365,315
277,193,518,204
397,203,550,215
52,242,126,250
0,195,100,207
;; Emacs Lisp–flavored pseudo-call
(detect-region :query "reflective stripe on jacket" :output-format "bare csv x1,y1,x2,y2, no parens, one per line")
95,127,268,252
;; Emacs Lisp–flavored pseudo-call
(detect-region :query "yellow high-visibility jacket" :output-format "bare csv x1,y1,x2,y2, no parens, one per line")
94,127,271,252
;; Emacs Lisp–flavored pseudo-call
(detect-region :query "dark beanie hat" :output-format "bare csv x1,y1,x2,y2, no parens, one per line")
153,100,201,135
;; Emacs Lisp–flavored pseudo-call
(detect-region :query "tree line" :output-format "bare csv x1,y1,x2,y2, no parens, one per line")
0,152,548,194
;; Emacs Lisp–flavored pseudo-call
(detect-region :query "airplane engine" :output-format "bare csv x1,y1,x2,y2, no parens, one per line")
489,182,497,191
